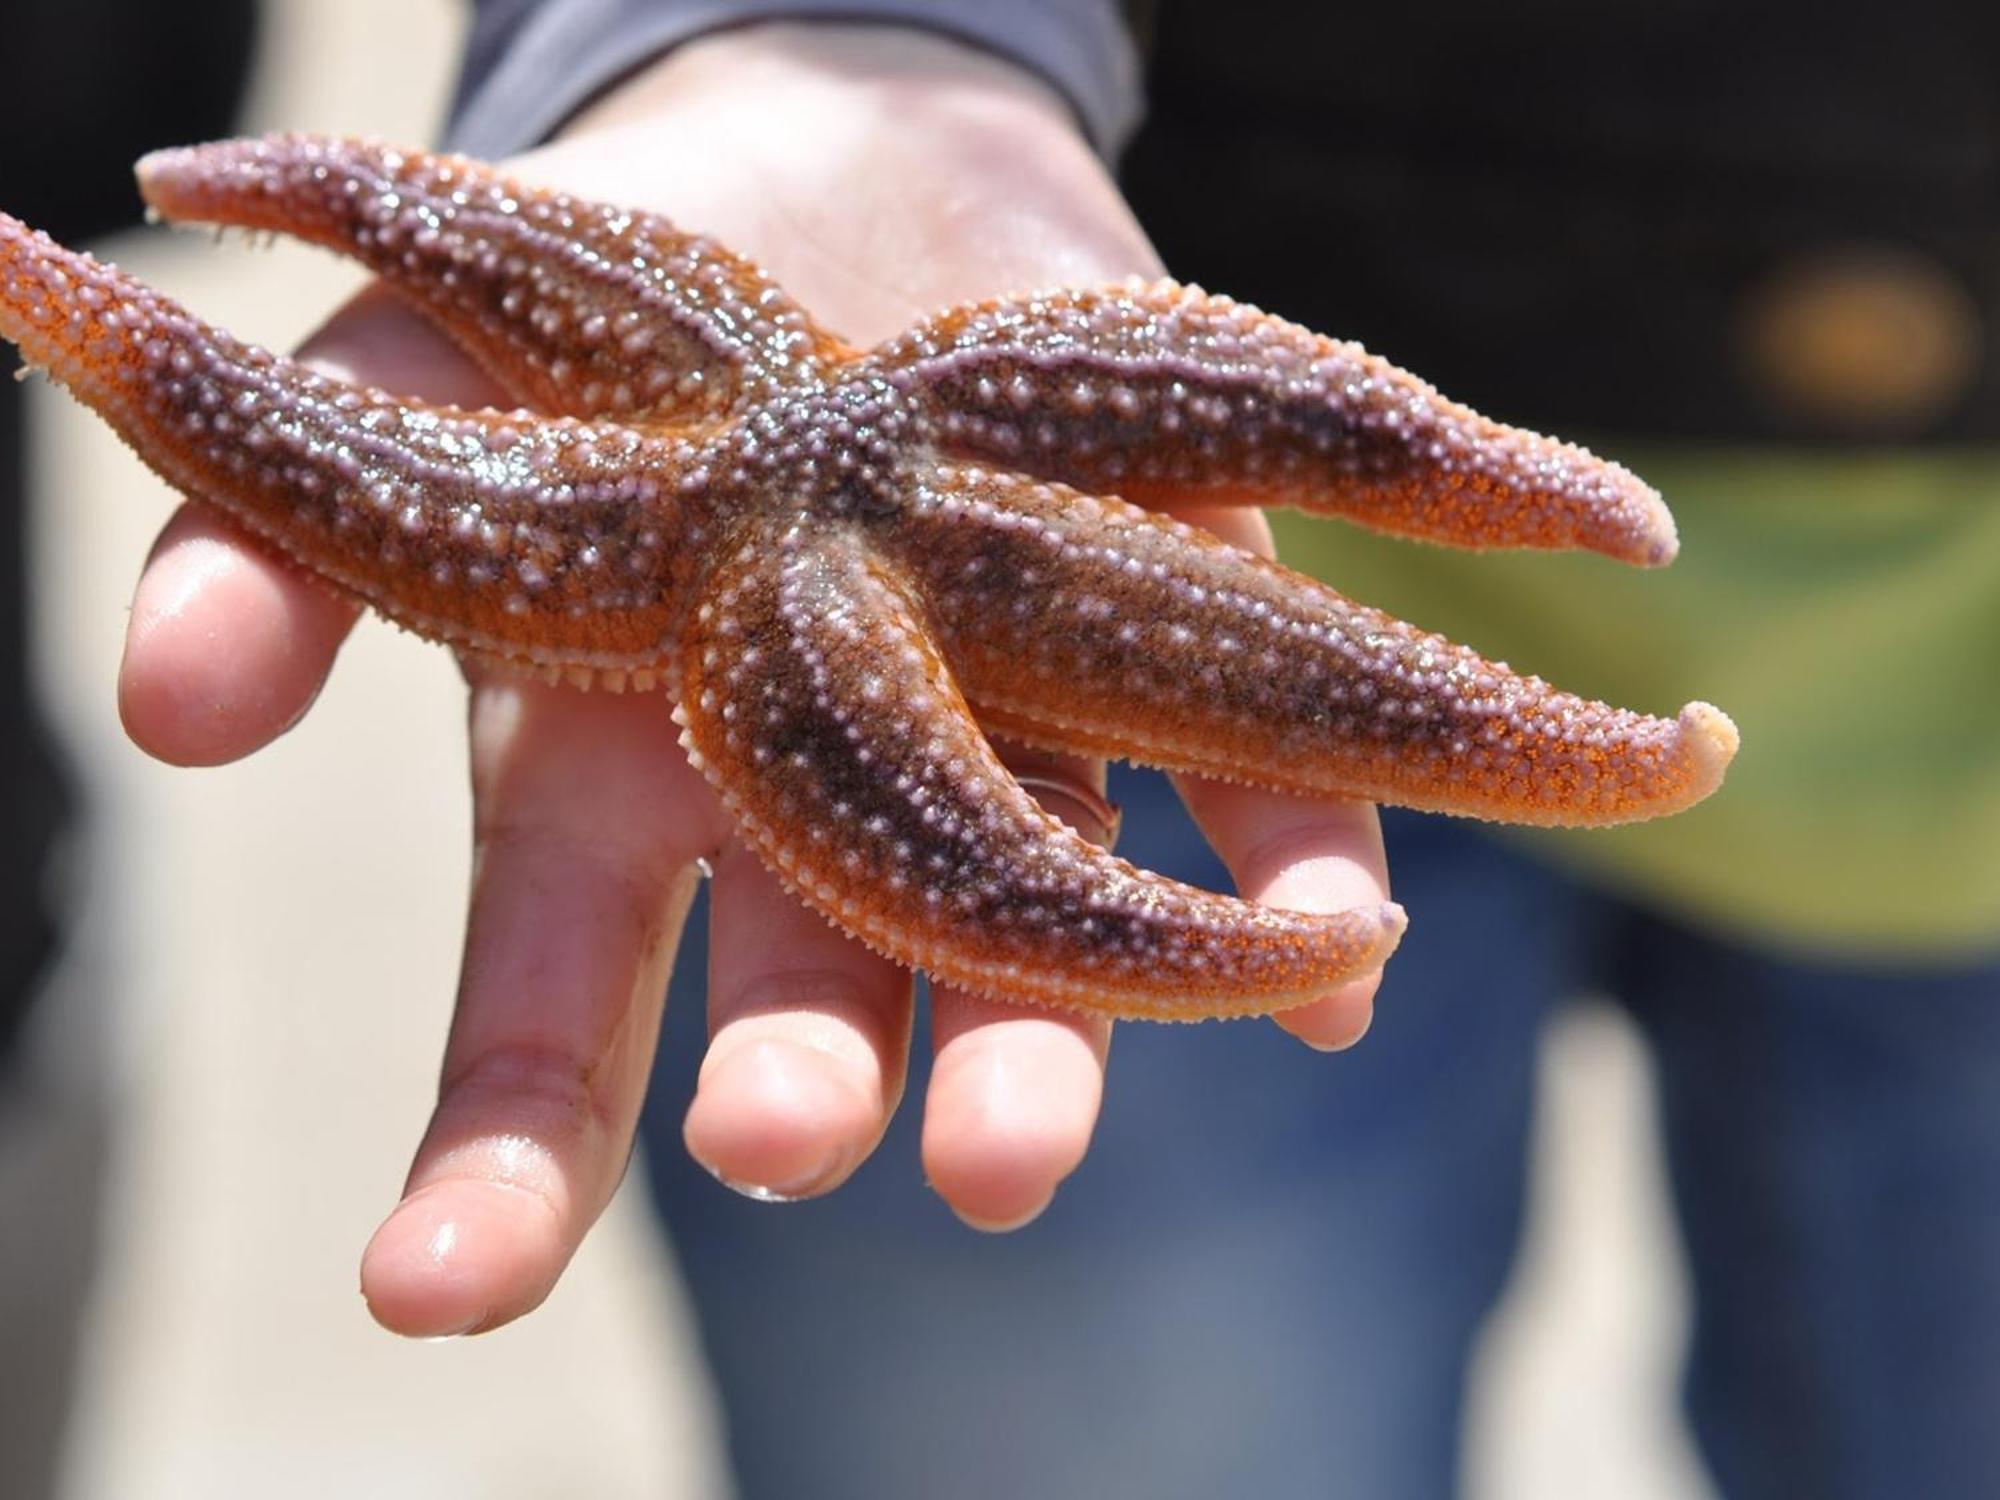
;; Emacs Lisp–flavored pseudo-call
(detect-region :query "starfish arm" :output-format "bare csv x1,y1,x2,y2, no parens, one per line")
135,135,838,423
877,281,1677,566
875,463,1737,826
1,212,703,679
676,522,1405,1021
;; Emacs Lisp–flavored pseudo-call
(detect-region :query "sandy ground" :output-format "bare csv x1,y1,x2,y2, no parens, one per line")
2,4,1716,1497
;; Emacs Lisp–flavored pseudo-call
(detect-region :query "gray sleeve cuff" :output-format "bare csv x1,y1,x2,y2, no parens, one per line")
446,0,1141,160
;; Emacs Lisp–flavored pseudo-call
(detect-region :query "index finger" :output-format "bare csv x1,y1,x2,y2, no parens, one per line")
118,286,501,766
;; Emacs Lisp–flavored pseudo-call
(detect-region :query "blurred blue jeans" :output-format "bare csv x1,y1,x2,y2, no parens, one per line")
640,768,2000,1500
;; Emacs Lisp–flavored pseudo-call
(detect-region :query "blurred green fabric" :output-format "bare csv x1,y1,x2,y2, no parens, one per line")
1274,459,2000,958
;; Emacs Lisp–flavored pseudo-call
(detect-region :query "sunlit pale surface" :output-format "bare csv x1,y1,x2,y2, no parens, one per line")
1466,1007,1714,1500
6,2,1710,1496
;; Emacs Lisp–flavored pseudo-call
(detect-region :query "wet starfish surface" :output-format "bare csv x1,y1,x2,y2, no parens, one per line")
0,135,1736,1021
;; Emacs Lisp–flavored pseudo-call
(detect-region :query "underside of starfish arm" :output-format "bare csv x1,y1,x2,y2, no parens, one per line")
878,281,1677,566
877,463,1737,826
135,135,841,423
0,211,708,674
676,521,1404,1021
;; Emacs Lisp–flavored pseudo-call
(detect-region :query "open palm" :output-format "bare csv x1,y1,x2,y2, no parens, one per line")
113,25,1391,1336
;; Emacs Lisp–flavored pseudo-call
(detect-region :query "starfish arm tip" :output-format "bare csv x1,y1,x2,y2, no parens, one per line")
133,142,225,211
1577,453,1677,566
1367,899,1409,965
1634,485,1681,567
1677,700,1741,801
132,145,184,191
1248,900,1407,1022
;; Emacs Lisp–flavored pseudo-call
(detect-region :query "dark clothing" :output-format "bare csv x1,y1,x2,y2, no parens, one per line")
448,1,2000,442
0,378,66,1065
448,0,1140,158
0,0,260,1060
1121,0,2000,442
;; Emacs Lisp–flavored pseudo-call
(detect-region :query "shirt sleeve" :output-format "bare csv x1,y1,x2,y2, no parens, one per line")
445,0,1142,159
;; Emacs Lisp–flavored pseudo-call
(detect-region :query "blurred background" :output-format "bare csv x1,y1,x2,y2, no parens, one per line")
0,3,1715,1496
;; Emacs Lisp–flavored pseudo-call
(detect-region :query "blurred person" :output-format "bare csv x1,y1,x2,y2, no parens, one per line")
93,3,2000,1500
0,4,258,1493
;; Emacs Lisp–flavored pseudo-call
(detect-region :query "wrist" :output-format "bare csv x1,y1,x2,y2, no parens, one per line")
529,21,1158,335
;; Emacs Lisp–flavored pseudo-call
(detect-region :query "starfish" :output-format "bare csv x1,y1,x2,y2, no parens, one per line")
0,135,1736,1022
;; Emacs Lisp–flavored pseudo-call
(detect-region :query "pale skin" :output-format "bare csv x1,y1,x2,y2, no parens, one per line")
116,23,1391,1336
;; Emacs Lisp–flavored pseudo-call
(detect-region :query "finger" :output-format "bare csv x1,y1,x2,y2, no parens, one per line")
118,502,358,764
1177,775,1393,1051
1169,504,1394,1047
1168,500,1274,559
360,677,722,1337
296,281,512,412
683,844,913,1201
117,285,503,766
922,747,1116,1231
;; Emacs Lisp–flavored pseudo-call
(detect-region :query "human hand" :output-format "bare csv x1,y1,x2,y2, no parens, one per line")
115,22,1393,1336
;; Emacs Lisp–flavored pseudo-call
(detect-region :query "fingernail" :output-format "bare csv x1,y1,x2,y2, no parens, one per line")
411,1317,484,1342
360,1280,486,1341
699,1147,845,1204
1013,771,1122,848
1299,1003,1374,1053
947,1191,1054,1234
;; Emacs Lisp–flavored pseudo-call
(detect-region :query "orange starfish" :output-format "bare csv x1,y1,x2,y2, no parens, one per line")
0,136,1736,1020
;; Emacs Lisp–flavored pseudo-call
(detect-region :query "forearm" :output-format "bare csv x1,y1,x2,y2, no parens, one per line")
490,20,1161,346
